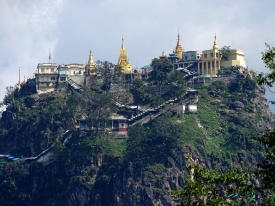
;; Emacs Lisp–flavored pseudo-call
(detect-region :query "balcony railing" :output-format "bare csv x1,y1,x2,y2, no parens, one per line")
36,71,59,74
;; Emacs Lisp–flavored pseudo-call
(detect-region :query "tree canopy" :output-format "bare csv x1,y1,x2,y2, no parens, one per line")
219,46,231,61
150,58,173,94
130,79,147,111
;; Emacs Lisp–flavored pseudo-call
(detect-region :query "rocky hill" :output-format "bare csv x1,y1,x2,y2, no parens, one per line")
0,75,274,206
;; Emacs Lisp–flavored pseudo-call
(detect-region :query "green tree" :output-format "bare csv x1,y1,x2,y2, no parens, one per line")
256,44,275,202
148,115,183,163
3,86,15,105
130,79,147,112
126,125,149,165
169,71,186,101
257,43,275,103
96,60,115,92
219,46,231,61
217,67,233,75
149,94,164,108
150,58,173,94
171,159,256,205
68,88,114,135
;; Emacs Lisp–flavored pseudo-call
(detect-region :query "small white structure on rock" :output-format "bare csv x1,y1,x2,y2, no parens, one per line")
188,104,197,112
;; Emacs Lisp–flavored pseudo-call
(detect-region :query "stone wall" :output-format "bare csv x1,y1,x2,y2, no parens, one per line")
69,76,85,85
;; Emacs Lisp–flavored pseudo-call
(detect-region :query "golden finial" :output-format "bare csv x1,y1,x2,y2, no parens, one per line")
213,33,218,50
122,36,125,49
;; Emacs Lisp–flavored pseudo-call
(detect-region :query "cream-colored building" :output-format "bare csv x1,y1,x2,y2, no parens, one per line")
35,52,58,92
221,49,246,68
66,64,85,76
198,36,222,76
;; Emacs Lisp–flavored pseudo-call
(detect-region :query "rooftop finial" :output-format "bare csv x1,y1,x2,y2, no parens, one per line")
122,35,125,49
49,48,52,63
213,33,218,50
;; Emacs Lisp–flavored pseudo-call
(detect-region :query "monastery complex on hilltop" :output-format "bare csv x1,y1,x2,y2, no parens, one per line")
16,33,247,93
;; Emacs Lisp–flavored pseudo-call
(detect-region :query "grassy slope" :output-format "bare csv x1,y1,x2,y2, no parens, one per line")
177,81,262,167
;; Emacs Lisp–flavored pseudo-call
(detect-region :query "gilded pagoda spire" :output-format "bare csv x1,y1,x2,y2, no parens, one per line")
173,31,184,59
85,48,96,75
213,34,219,50
117,37,132,74
88,49,94,65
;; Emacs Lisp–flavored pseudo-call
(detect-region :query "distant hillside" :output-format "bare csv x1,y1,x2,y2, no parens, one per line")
0,74,274,206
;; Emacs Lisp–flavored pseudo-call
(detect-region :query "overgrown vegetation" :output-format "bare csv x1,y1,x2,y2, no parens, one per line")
0,47,274,205
173,44,275,205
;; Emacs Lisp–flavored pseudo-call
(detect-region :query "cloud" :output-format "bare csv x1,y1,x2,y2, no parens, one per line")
0,0,63,99
1,0,275,112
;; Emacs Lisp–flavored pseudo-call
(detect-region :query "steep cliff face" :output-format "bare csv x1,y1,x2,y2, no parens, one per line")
0,75,274,206
109,76,275,206
111,145,263,206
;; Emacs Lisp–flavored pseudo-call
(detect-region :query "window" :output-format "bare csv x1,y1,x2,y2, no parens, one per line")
210,53,214,58
60,77,66,81
41,68,45,72
204,54,207,58
79,71,81,74
51,68,54,72
51,77,55,80
185,56,187,60
74,71,75,74
216,53,219,58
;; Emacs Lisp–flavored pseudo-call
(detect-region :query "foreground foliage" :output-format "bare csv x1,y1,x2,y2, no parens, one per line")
173,44,275,205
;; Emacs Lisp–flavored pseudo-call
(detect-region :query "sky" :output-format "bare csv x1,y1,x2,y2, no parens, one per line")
0,0,275,111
